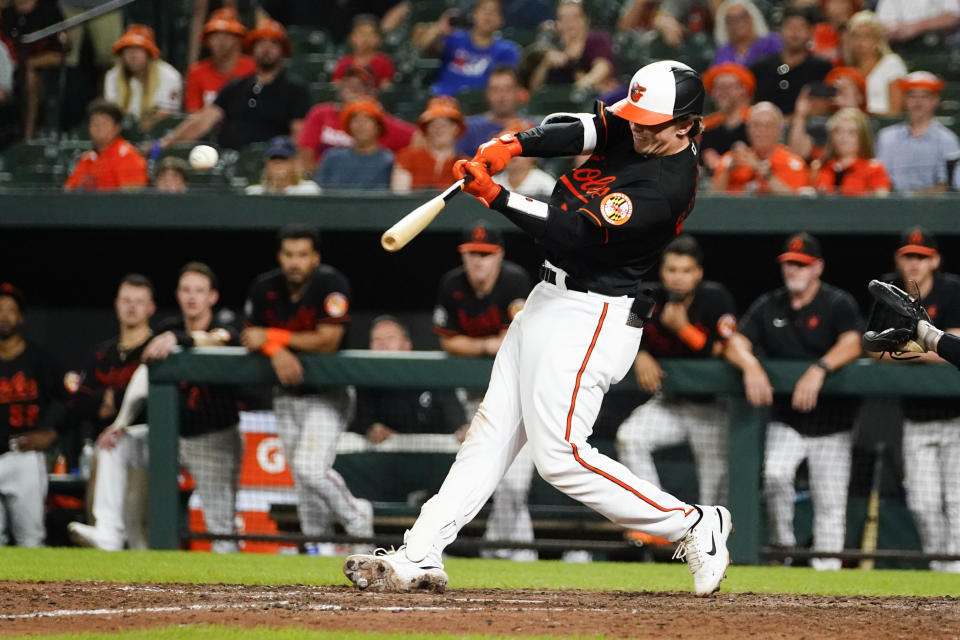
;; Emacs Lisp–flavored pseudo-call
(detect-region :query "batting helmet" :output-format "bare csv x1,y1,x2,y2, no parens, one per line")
611,60,704,126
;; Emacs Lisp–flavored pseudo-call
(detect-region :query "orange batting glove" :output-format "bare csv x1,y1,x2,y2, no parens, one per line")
453,160,502,207
472,133,523,174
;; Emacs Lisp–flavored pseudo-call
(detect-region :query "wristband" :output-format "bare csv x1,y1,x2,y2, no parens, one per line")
813,359,831,374
261,328,291,357
676,324,707,351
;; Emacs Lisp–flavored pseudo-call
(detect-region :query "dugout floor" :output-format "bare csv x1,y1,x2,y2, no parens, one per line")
2,582,958,638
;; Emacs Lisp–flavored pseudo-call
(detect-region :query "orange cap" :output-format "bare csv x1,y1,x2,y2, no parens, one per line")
826,66,867,95
339,98,386,134
702,62,756,96
418,96,466,138
113,24,160,58
897,71,945,94
203,8,246,40
245,18,291,57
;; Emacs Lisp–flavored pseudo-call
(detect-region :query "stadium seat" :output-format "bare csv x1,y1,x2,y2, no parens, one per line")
286,26,333,55
287,53,336,85
526,85,594,119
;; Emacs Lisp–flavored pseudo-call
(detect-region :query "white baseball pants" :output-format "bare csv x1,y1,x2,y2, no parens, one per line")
616,395,729,505
273,392,369,537
405,281,699,561
0,449,47,546
902,418,960,562
763,422,851,560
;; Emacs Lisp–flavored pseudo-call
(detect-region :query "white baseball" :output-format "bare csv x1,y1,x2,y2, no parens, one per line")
189,145,219,170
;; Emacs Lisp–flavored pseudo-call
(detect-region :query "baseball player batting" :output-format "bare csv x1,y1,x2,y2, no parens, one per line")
345,60,733,597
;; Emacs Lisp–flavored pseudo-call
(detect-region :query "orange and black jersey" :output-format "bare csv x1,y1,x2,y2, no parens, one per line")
740,283,862,435
245,266,351,330
433,261,531,338
0,342,67,454
881,271,960,423
72,335,150,433
640,281,738,358
491,101,700,296
156,311,241,437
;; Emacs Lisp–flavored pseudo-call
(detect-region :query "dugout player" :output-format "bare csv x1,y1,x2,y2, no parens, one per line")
434,221,536,561
68,263,242,552
243,226,373,547
615,234,740,507
345,60,735,597
871,228,960,572
0,284,65,546
725,233,862,571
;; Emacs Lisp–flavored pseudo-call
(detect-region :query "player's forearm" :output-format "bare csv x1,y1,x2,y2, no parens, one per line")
936,332,960,368
819,331,862,371
516,116,598,158
723,333,764,373
441,334,499,357
286,325,345,353
491,189,598,250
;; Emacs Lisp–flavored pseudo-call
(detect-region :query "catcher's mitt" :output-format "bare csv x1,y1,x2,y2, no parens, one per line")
862,280,929,358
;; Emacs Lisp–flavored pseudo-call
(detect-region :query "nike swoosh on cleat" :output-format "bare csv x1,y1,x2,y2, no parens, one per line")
420,566,441,570
707,532,717,556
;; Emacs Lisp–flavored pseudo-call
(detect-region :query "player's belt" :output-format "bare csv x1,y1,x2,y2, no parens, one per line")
539,265,653,329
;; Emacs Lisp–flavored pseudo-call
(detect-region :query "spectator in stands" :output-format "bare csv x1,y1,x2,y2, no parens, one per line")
711,102,812,194
0,283,65,547
876,72,960,195
392,97,467,193
60,0,123,75
620,0,716,48
456,65,529,157
870,228,960,573
812,0,860,66
842,10,907,115
69,263,242,553
157,18,309,152
712,0,781,67
350,316,465,444
788,65,867,162
65,100,148,191
0,18,16,148
2,0,66,140
0,31,11,104
749,5,832,116
246,135,321,196
332,15,395,90
414,0,520,96
528,0,618,98
617,0,665,36
433,220,535,561
154,156,189,193
700,62,755,171
103,25,183,133
812,107,891,196
315,98,394,191
726,232,863,571
490,119,555,197
260,0,410,42
875,0,960,44
298,66,415,174
184,8,256,113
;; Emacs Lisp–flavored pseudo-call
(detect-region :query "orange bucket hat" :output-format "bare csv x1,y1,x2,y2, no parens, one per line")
418,96,466,138
702,62,756,96
339,98,386,134
203,8,246,40
825,66,867,95
245,18,292,57
113,24,160,58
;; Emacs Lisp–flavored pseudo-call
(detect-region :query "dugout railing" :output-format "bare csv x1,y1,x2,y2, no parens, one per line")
146,349,960,566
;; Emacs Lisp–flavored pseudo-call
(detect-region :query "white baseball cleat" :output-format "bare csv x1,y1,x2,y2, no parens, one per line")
343,546,448,593
67,522,123,551
672,505,733,596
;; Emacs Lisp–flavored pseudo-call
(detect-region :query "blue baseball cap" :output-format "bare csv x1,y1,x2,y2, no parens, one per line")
266,136,297,159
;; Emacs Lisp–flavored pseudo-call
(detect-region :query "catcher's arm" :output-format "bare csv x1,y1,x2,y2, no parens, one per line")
862,279,958,363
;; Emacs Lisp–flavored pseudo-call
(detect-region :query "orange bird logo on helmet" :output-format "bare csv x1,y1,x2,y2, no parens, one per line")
630,83,646,102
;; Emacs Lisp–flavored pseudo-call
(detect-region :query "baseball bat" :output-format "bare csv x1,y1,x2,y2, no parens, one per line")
381,178,468,252
859,441,886,570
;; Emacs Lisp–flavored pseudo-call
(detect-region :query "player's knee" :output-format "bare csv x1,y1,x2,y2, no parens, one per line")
763,469,794,491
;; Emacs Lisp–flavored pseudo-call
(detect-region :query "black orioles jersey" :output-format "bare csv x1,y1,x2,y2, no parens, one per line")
641,281,738,358
245,265,351,330
495,101,700,296
72,334,151,433
739,282,863,435
881,271,960,422
433,261,531,338
0,342,66,454
156,311,242,437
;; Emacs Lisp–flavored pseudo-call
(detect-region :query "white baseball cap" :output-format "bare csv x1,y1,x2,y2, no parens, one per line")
610,60,705,125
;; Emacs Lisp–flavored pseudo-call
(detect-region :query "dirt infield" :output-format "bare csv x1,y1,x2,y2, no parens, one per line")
2,582,958,639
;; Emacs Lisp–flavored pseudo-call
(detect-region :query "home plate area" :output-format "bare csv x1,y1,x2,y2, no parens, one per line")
2,582,958,638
